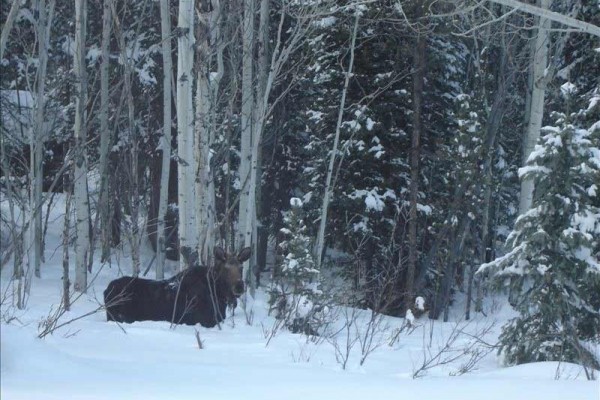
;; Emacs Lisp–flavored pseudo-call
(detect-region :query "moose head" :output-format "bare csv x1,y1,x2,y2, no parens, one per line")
213,246,251,298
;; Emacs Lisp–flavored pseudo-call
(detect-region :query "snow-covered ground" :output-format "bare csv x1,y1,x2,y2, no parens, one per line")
1,198,598,400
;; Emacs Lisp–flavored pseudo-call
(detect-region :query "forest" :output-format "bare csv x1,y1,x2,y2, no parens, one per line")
1,0,599,396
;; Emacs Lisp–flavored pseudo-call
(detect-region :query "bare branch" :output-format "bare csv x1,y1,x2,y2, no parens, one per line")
487,0,600,37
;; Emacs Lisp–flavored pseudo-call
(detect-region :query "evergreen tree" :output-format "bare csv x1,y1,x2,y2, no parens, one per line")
269,198,321,334
479,96,600,368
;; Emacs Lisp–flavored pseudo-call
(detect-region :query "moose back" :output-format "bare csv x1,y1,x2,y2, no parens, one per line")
103,246,251,328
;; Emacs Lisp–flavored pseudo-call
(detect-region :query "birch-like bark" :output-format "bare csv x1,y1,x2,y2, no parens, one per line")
405,33,426,313
238,0,255,261
176,0,197,270
254,0,270,284
0,0,20,60
240,0,272,296
519,0,550,214
157,0,173,279
29,0,53,280
73,0,90,292
111,3,141,276
314,13,360,269
98,0,112,264
195,1,223,265
177,0,198,269
241,1,321,287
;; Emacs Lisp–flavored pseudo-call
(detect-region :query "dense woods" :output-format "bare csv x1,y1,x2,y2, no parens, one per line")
1,0,599,372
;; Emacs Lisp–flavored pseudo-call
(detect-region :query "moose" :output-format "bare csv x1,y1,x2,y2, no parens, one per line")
104,246,251,328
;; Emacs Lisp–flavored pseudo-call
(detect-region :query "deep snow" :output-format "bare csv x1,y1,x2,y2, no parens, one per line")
1,197,598,400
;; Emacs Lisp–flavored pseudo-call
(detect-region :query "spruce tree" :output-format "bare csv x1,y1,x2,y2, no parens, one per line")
269,198,321,334
479,96,600,368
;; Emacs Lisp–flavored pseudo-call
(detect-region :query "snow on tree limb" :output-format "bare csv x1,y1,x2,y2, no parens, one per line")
487,0,600,37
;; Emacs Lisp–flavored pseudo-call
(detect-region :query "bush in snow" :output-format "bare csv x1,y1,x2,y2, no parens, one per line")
268,198,324,335
479,106,600,369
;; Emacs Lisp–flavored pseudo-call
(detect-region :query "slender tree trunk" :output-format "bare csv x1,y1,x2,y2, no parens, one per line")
251,0,270,287
99,0,112,264
195,1,223,265
111,3,141,276
314,13,359,269
27,0,56,281
1,119,24,308
73,0,90,292
405,34,426,313
29,0,51,280
0,0,20,60
442,219,471,322
238,0,255,259
157,0,173,279
16,196,25,307
414,48,516,297
243,108,259,296
62,169,72,311
176,0,197,269
519,0,550,214
466,169,492,319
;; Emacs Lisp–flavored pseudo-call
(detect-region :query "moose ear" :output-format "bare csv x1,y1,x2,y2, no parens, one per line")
214,246,226,262
238,247,251,263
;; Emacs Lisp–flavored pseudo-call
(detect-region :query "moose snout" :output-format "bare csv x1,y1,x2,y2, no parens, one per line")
233,280,245,296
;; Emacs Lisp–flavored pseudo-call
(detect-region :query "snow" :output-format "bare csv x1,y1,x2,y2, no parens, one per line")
560,82,577,97
518,165,552,178
415,296,425,311
1,89,34,108
349,188,397,212
1,197,598,400
306,110,324,122
313,16,337,28
571,210,600,235
343,120,362,132
1,90,35,140
366,118,375,131
365,191,384,211
290,197,303,208
86,46,102,64
61,36,75,57
368,143,384,159
417,203,433,215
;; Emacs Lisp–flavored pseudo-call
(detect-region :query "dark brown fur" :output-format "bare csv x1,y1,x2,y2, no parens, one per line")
104,246,251,327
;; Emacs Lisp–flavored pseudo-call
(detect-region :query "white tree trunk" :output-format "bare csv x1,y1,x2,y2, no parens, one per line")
240,1,323,288
519,0,550,214
176,0,197,269
195,2,223,265
73,0,90,292
0,0,20,60
314,13,359,269
157,0,173,279
195,73,216,265
238,0,255,263
110,2,141,276
99,0,111,263
29,0,53,281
